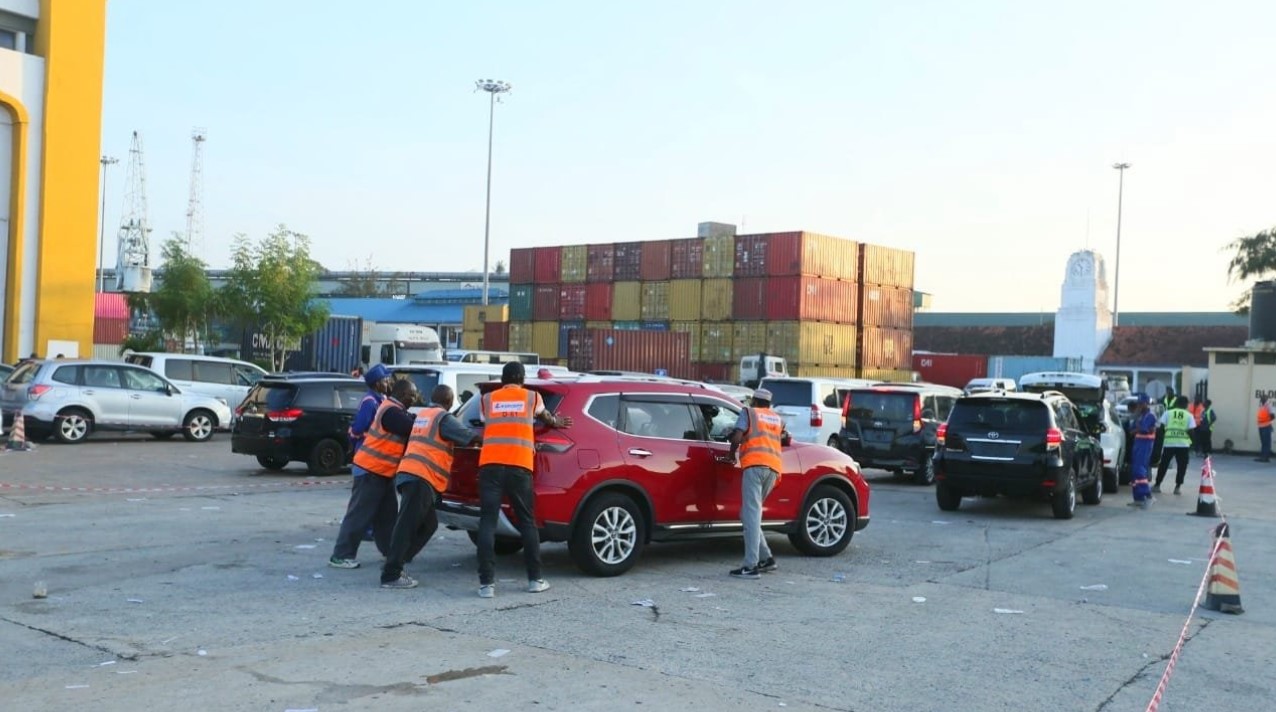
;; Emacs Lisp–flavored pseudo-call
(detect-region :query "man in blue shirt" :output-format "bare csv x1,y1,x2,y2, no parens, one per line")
329,364,393,568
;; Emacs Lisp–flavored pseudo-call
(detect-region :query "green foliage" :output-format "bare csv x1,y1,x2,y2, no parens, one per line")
118,330,165,356
338,256,381,296
493,259,506,275
219,225,330,371
123,235,217,352
1225,226,1276,313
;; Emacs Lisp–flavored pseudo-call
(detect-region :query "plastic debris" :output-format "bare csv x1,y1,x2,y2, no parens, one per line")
0,513,16,517
631,599,656,607
1079,584,1108,591
126,498,147,502
314,538,325,542
680,587,701,593
1168,559,1193,565
487,649,511,658
993,608,1025,614
127,598,144,603
160,636,179,644
694,592,717,598
65,684,89,689
33,581,47,599
915,560,931,564
287,575,300,581
294,544,317,550
284,708,319,712
312,573,323,579
201,506,220,511
912,597,927,603
831,573,847,583
931,520,951,525
197,649,208,656
98,661,116,667
116,670,137,675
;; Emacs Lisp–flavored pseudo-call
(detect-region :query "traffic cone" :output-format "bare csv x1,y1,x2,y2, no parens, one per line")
5,411,30,451
1188,456,1218,517
1203,522,1244,614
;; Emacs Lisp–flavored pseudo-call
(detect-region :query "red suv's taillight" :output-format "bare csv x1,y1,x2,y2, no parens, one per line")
810,404,823,427
937,422,947,446
912,396,923,433
1045,427,1063,449
267,407,304,423
842,393,852,417
27,384,51,400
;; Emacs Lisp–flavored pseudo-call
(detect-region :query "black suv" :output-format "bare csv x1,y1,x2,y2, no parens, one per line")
934,391,1103,519
839,383,963,485
231,376,365,475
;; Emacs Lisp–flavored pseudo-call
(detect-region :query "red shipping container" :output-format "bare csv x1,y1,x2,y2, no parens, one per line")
859,284,914,328
694,363,733,383
533,284,561,321
613,242,643,281
732,277,769,320
585,283,613,321
670,238,704,278
510,248,536,284
533,246,562,283
559,284,587,320
765,276,859,322
586,243,614,283
767,232,858,281
733,234,770,276
567,329,692,379
859,326,914,370
484,321,509,352
912,353,986,389
859,243,916,288
640,240,673,281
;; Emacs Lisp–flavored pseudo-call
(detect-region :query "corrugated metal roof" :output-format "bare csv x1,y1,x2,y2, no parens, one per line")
1097,326,1248,367
319,298,464,325
915,312,1245,328
413,287,509,303
914,325,1055,356
94,292,129,320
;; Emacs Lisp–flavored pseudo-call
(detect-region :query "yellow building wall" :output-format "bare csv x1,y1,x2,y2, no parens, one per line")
0,90,29,363
26,0,108,361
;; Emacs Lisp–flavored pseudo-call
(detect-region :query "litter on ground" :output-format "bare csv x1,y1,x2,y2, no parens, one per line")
1079,584,1108,591
287,575,300,581
632,599,656,607
680,587,701,592
912,597,927,603
294,544,317,550
993,608,1025,614
487,649,511,658
694,592,716,598
126,598,144,603
1168,559,1192,565
831,573,847,583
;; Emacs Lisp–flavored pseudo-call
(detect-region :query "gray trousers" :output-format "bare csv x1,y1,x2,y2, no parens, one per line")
741,466,778,567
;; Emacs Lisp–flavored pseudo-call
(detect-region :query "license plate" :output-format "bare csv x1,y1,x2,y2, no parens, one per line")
865,430,894,443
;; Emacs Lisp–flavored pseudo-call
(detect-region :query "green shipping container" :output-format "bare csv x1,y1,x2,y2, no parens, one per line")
509,322,534,353
668,279,702,321
640,281,670,320
731,322,768,362
510,285,534,321
671,321,702,362
703,234,735,277
561,245,588,283
613,281,642,321
700,323,733,362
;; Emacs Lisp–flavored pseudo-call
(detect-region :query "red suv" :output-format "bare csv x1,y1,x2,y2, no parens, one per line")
438,376,871,576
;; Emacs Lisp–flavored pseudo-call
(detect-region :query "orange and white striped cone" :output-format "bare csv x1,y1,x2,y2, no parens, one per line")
1203,522,1244,615
5,410,30,451
1188,456,1218,517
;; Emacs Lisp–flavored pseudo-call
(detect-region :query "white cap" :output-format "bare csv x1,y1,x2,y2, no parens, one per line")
753,388,772,402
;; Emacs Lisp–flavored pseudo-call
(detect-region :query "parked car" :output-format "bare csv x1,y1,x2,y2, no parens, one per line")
934,391,1104,519
124,352,266,407
230,375,365,474
1019,372,1126,491
838,382,963,484
0,359,232,444
437,375,872,576
759,376,876,449
963,377,1017,394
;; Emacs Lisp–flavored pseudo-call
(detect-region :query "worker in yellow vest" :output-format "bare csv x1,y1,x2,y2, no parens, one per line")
1153,396,1196,496
380,385,479,589
727,388,791,579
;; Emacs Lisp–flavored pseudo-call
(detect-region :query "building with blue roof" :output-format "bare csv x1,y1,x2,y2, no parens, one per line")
319,288,509,347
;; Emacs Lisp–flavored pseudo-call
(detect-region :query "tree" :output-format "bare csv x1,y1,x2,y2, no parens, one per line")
220,225,331,371
338,256,382,297
1225,226,1276,313
123,235,217,352
493,259,506,275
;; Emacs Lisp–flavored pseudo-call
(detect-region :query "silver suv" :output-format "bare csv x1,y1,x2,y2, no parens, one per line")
1,359,233,444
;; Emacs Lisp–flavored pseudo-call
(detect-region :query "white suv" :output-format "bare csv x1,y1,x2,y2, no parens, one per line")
125,353,266,408
759,376,876,448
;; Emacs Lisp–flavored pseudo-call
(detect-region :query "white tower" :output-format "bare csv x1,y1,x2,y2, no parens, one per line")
115,131,152,293
184,128,206,254
1053,249,1113,372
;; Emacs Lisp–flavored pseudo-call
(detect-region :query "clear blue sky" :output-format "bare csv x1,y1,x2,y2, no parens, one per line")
100,0,1276,312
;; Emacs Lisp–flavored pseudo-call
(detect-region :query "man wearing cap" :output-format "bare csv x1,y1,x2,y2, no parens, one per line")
328,364,394,567
1128,394,1157,508
727,388,790,578
475,361,573,598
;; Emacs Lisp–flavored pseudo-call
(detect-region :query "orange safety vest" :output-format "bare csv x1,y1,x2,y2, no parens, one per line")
1259,405,1274,428
739,407,784,475
352,399,409,477
397,406,455,493
1189,403,1204,420
479,387,538,471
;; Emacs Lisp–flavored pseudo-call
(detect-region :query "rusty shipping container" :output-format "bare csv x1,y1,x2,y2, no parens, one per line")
585,283,613,321
668,279,702,321
701,278,733,321
768,232,859,281
859,244,916,289
732,277,768,320
790,365,858,378
765,276,859,322
533,246,562,283
559,321,583,358
509,285,534,321
532,321,560,359
586,243,615,283
509,322,533,353
560,245,588,283
670,238,704,278
463,304,508,332
765,321,857,366
694,362,732,383
613,242,643,281
640,281,670,320
858,326,914,370
585,320,612,330
912,353,986,389
859,367,915,383
700,324,733,363
483,321,509,352
733,233,771,277
731,321,768,362
532,284,560,321
670,321,702,362
509,248,535,284
702,234,735,278
859,284,914,328
461,332,483,351
558,284,588,320
640,240,672,281
567,329,692,379
611,281,641,321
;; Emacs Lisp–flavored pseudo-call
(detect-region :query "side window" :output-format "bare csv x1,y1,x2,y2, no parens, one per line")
336,386,366,410
697,401,741,442
619,399,698,440
235,365,263,386
1053,402,1074,430
455,374,497,407
165,359,194,381
84,366,123,389
380,344,395,365
122,367,167,392
194,361,234,385
587,395,620,429
51,366,80,385
820,384,838,408
295,386,338,409
922,395,937,419
938,396,955,420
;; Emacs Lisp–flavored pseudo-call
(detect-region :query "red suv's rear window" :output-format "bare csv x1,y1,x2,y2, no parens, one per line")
457,386,565,428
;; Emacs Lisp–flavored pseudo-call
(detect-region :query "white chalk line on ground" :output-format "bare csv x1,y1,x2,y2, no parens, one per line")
0,479,343,495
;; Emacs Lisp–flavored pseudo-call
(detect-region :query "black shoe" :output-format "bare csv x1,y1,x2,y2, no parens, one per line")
1174,485,1182,495
729,566,761,579
757,557,777,573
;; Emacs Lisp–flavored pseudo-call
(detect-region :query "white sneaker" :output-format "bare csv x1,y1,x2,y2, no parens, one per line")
527,579,550,593
478,584,495,599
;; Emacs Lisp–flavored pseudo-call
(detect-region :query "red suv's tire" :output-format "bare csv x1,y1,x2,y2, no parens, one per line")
569,492,646,577
788,485,855,556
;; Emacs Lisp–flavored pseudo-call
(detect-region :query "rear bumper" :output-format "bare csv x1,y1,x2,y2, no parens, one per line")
437,498,521,538
231,433,293,459
937,457,1068,497
840,430,930,469
855,515,870,531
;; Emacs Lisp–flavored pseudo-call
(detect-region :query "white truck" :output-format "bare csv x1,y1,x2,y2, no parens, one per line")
363,323,445,367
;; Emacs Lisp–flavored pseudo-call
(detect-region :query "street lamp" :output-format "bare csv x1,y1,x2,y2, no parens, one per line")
1111,162,1131,327
98,155,119,293
476,78,511,306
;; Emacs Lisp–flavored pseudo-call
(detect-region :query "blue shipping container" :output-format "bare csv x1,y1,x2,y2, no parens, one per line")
559,320,584,360
613,321,642,331
986,355,1084,384
639,321,669,331
299,315,364,373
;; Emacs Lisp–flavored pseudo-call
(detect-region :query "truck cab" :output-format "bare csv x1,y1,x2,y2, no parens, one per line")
739,355,789,388
363,324,444,367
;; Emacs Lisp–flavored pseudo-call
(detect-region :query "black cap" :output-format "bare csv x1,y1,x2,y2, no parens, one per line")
502,361,526,384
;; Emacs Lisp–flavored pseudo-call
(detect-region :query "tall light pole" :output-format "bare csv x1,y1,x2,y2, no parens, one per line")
98,155,119,293
476,79,511,306
1111,162,1130,327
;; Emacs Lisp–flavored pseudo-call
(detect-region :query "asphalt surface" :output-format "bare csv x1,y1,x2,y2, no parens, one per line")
0,434,1273,711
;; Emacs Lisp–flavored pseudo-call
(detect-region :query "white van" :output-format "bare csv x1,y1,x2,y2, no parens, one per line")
739,355,789,388
1018,371,1126,492
124,353,267,407
759,376,876,448
389,363,571,411
964,377,1017,394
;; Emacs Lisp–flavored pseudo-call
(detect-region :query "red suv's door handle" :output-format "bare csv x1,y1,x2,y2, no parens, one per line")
628,448,653,457
714,455,737,464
